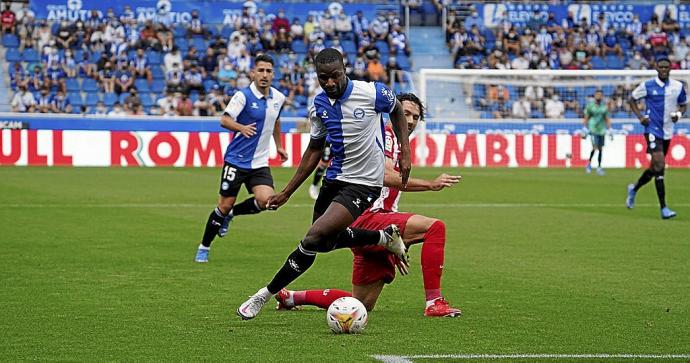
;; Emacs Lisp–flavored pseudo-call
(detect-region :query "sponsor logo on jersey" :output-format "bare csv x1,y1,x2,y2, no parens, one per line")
321,110,329,119
250,102,259,109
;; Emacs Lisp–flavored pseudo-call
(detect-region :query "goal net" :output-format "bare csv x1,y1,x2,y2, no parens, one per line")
413,69,690,168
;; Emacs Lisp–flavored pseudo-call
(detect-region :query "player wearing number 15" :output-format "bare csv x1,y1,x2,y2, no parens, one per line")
194,54,288,263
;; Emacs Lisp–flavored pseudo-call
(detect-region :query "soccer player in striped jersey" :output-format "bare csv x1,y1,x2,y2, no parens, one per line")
237,48,411,320
627,56,687,219
194,54,288,263
275,93,463,317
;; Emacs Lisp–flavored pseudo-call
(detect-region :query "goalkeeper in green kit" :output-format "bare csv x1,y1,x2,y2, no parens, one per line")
583,89,611,175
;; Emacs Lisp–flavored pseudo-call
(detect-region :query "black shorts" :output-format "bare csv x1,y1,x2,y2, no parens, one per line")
313,179,381,221
591,134,605,148
218,162,274,197
645,133,671,156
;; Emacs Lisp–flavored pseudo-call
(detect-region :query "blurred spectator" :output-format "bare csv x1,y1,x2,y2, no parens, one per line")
45,60,67,93
62,49,78,78
28,64,44,92
184,64,204,94
366,57,387,83
200,47,219,79
661,9,680,33
157,90,177,112
194,93,213,116
627,51,650,70
386,56,404,85
210,34,228,54
55,20,75,49
369,13,389,41
115,63,134,94
177,93,193,116
335,9,352,39
464,9,483,31
229,34,247,58
187,9,209,39
290,17,304,40
11,85,36,113
140,21,160,50
236,72,250,89
602,28,622,56
183,46,200,70
35,20,53,51
108,102,127,116
272,9,290,34
165,62,184,93
1,4,16,34
309,23,325,44
545,94,565,119
320,11,336,39
389,24,410,56
208,84,227,114
50,89,73,114
351,10,369,44
164,46,182,72
503,27,521,55
352,56,367,80
303,15,316,43
98,61,116,93
10,62,27,90
512,95,531,119
155,22,173,52
93,101,108,115
275,28,292,53
131,48,153,84
124,88,142,112
36,87,53,113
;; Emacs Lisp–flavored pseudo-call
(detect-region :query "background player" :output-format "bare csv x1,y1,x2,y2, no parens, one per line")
194,54,288,263
308,140,330,200
583,89,611,175
237,48,411,320
275,93,462,317
627,56,687,219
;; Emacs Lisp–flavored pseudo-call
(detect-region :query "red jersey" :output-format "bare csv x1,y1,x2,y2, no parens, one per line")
369,126,402,212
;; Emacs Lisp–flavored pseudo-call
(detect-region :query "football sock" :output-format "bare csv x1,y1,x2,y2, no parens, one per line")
233,197,262,216
312,165,326,186
421,221,446,302
597,150,603,167
201,207,226,247
332,227,385,249
294,289,352,309
588,150,595,163
634,169,654,192
426,297,441,308
654,173,666,208
266,243,317,294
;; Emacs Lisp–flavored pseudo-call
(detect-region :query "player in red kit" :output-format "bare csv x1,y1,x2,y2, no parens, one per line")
275,93,463,317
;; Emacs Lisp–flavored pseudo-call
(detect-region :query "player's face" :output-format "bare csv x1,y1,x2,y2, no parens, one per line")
401,100,421,134
253,61,274,89
594,91,603,102
656,60,670,81
316,62,347,99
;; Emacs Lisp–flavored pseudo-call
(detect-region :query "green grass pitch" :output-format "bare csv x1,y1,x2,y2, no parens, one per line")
1,167,689,362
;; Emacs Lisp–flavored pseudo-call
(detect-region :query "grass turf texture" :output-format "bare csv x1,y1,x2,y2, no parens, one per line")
1,167,689,362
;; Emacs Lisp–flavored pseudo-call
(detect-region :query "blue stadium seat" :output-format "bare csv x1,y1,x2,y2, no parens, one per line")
176,38,189,52
90,50,102,61
119,92,130,103
342,40,357,54
606,55,624,70
480,111,493,119
192,38,207,51
134,79,150,93
564,110,578,119
66,78,80,92
22,48,40,63
613,111,629,119
74,49,84,60
530,110,545,118
141,94,155,107
397,54,410,70
85,92,100,106
3,34,19,48
584,86,596,97
6,48,21,62
82,78,99,92
220,26,234,39
69,93,84,108
291,39,307,53
173,26,187,38
591,56,606,70
103,92,118,106
151,79,166,93
602,85,615,97
151,66,165,80
375,40,389,54
147,51,162,65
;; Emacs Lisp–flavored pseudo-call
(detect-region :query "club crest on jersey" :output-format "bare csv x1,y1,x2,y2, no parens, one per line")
274,103,280,111
320,110,329,119
250,102,259,109
652,90,658,95
353,108,365,119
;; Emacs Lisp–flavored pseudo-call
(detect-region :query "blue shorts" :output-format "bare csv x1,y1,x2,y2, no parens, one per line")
590,134,605,148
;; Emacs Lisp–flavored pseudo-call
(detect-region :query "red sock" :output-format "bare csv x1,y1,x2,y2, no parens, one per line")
421,220,446,301
293,289,352,309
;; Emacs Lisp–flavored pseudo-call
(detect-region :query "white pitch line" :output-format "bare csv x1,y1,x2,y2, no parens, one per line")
0,203,688,209
371,354,690,363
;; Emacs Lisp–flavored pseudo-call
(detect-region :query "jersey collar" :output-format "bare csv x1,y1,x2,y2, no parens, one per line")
655,77,669,87
250,82,272,99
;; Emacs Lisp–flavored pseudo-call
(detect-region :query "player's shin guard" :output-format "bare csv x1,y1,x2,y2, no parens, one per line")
654,171,666,208
332,227,385,249
597,149,603,167
294,289,352,309
232,197,262,216
421,221,446,302
266,243,316,294
201,207,226,247
634,169,654,192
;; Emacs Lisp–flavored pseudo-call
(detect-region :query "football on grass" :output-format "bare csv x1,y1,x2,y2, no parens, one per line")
326,297,368,334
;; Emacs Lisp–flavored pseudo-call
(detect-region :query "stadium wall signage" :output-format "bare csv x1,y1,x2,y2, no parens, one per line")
2,129,690,168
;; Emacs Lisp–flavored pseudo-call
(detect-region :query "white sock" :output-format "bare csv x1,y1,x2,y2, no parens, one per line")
426,297,441,308
198,244,210,250
377,230,388,246
257,287,273,300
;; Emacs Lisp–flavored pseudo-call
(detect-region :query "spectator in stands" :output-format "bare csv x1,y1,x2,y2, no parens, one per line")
236,71,250,89
464,9,483,31
503,27,521,55
492,96,511,119
662,9,680,34
177,93,193,116
545,94,565,119
157,90,177,112
9,62,27,90
99,61,115,93
104,19,126,55
124,88,142,113
1,4,16,34
199,47,219,79
115,63,134,95
601,28,622,56
139,21,160,50
34,20,52,52
108,102,127,116
15,2,33,27
352,10,369,45
302,15,316,44
165,62,184,93
352,56,367,80
187,9,209,39
45,60,67,93
366,56,387,83
208,84,226,115
320,11,336,39
369,12,389,41
164,46,182,72
648,26,669,54
183,46,200,70
17,12,35,51
329,36,345,55
584,27,600,56
627,51,650,70
512,95,531,119
465,25,485,55
335,9,352,39
184,64,204,94
445,10,462,46
36,87,53,113
308,22,325,45
93,101,108,115
386,56,404,85
389,24,410,56
673,36,690,62
12,85,36,113
62,49,78,78
275,28,292,53
217,61,237,86
155,21,173,52
487,85,509,103
28,64,44,92
55,20,75,49
193,93,212,116
535,26,553,54
50,89,72,114
272,9,290,34
130,48,152,84
308,38,326,61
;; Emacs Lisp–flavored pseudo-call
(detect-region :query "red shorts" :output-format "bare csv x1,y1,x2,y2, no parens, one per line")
350,210,414,286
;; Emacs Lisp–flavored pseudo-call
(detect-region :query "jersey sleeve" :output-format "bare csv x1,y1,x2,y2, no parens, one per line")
678,84,687,105
584,104,591,118
383,127,396,159
631,82,647,100
309,104,327,139
374,81,397,114
223,91,246,119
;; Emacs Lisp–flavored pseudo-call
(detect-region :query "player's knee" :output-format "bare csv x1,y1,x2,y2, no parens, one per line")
427,220,446,239
302,230,336,252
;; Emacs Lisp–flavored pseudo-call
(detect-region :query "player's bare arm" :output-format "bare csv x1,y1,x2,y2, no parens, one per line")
628,97,648,126
383,158,460,192
672,104,687,123
221,113,256,138
388,99,412,186
273,117,288,161
267,137,325,209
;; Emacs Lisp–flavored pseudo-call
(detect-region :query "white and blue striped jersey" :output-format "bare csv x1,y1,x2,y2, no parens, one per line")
223,82,286,169
632,77,687,140
309,79,396,187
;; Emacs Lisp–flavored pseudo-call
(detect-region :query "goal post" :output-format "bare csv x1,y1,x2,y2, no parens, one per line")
415,69,690,168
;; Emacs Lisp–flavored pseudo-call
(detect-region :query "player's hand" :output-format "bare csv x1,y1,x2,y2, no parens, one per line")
398,150,411,188
267,191,289,210
607,129,614,141
671,111,682,123
276,147,288,162
430,173,461,191
240,123,257,138
639,115,650,126
395,255,409,276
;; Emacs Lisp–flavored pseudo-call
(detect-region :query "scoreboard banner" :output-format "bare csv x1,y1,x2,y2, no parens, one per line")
3,129,690,168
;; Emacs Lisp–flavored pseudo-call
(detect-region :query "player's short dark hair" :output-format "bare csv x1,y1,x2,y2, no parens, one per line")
397,93,425,121
315,48,344,66
254,53,274,66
